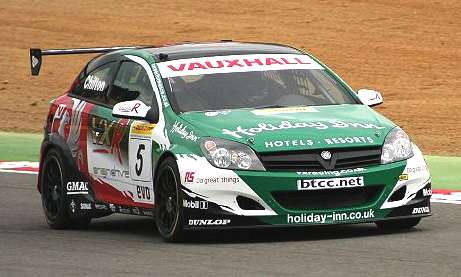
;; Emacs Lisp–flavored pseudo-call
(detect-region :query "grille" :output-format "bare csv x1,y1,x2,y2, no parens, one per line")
259,146,382,171
272,185,384,210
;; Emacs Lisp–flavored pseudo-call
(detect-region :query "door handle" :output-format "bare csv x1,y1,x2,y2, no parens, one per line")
93,126,104,133
93,126,104,136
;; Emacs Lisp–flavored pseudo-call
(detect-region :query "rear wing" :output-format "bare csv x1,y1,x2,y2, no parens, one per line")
29,46,151,76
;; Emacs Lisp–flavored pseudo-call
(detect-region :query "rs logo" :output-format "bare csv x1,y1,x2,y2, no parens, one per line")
185,172,195,183
137,185,151,200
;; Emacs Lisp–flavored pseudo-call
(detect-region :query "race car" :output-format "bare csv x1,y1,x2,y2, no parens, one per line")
30,41,432,241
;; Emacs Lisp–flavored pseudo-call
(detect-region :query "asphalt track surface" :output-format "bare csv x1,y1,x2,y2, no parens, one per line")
1,173,460,277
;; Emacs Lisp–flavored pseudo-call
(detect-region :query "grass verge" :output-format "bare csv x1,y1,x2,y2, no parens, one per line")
425,156,461,190
0,132,42,162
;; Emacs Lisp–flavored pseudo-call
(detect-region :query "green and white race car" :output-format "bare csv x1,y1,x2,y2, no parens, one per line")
32,41,431,241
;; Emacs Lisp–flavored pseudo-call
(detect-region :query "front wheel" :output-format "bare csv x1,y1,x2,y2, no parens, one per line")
154,158,185,242
375,217,421,230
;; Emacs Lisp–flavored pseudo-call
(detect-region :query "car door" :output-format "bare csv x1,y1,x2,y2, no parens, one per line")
102,59,159,207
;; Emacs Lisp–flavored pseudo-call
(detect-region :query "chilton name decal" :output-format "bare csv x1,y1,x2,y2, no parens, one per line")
84,75,106,92
157,54,323,77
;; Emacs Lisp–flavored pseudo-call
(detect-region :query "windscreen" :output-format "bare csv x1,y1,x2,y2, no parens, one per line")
158,54,357,112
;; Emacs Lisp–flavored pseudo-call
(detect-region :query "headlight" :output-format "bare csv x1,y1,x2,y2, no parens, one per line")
200,138,265,171
381,127,414,164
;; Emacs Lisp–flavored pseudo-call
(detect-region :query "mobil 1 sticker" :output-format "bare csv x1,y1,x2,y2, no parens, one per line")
297,177,364,190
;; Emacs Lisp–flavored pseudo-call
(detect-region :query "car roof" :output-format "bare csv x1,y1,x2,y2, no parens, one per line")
143,41,303,61
86,42,304,72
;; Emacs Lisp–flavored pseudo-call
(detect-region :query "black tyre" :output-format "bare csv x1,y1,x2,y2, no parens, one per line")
154,157,185,242
40,148,91,229
375,217,421,230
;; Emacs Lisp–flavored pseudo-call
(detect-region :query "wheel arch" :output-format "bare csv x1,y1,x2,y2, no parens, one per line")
37,134,76,193
153,151,177,181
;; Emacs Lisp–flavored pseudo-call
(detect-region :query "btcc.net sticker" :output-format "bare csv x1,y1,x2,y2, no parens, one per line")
297,176,364,190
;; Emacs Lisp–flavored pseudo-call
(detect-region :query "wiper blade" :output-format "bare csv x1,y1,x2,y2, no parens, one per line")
252,104,287,110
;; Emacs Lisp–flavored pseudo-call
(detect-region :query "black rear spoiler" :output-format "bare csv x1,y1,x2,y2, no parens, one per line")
29,46,150,76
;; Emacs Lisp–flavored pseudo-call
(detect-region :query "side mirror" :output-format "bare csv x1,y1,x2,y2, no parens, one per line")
357,89,383,107
112,100,159,123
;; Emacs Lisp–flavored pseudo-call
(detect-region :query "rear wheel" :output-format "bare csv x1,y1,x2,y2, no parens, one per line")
375,217,421,230
154,158,185,242
40,148,91,229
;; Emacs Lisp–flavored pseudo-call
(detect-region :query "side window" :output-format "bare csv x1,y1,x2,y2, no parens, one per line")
72,62,116,104
108,61,156,107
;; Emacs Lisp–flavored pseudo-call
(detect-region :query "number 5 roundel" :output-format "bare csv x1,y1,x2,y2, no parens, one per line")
129,122,155,182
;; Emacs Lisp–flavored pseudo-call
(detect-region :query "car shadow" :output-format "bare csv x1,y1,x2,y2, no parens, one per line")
186,224,427,244
86,215,428,244
87,215,157,238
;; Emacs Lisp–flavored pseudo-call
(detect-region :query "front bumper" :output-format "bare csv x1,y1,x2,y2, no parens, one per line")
176,144,431,229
